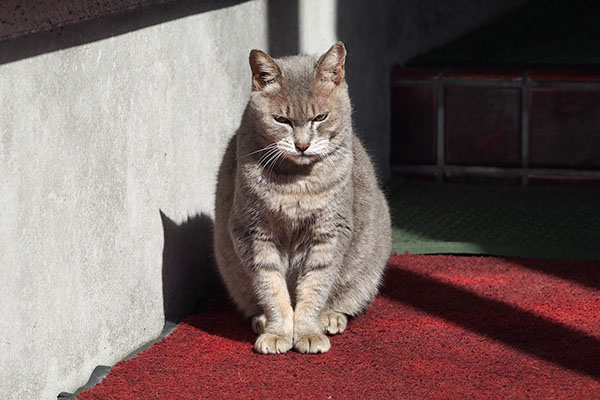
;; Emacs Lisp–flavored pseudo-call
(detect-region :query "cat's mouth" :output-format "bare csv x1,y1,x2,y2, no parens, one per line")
286,151,320,165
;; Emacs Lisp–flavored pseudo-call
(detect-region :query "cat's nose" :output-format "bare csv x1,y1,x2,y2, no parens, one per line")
295,142,310,153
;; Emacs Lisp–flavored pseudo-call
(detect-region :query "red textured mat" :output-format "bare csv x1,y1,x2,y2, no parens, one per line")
79,254,600,399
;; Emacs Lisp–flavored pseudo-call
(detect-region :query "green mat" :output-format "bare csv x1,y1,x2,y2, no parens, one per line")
388,180,600,260
409,0,600,68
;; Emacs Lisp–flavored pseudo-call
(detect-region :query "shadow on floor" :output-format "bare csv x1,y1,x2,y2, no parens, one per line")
184,299,254,344
382,262,600,380
514,257,600,292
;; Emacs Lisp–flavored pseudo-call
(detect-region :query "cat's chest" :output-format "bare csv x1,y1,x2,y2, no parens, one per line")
266,184,333,220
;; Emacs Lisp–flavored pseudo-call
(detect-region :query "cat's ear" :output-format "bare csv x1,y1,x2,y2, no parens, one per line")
315,41,346,85
249,49,282,91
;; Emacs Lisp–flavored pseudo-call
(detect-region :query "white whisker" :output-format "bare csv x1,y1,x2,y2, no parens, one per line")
257,147,280,166
267,151,285,175
260,147,283,172
239,143,279,159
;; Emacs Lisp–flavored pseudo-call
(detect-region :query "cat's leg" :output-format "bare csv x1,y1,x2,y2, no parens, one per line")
319,256,387,336
320,253,387,335
229,218,293,354
253,268,294,354
293,223,353,353
293,267,335,353
319,287,372,335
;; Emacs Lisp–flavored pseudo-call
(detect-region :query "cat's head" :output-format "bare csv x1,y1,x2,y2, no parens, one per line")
246,42,352,166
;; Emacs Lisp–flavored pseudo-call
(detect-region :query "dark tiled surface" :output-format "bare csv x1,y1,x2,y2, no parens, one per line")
391,68,444,80
528,175,600,187
529,70,600,82
390,84,437,164
444,171,521,185
445,85,521,167
444,69,524,81
391,170,438,182
529,88,600,169
390,66,600,186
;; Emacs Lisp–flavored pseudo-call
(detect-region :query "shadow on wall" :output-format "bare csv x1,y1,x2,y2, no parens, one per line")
337,0,390,181
160,211,223,323
267,0,299,57
0,0,250,65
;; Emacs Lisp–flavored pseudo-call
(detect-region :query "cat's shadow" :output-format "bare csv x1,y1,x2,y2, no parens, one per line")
160,207,255,343
184,298,256,344
160,210,224,323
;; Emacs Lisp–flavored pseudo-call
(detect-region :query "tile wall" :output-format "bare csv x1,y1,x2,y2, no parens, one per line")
391,68,600,186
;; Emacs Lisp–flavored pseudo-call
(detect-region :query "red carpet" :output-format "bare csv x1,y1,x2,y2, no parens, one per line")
79,254,600,399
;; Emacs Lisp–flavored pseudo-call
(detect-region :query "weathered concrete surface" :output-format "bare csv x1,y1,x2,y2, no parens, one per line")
0,0,529,398
0,0,161,40
0,2,267,398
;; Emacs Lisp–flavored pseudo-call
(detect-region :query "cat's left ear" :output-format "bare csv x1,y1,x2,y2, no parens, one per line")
315,41,346,85
249,49,282,91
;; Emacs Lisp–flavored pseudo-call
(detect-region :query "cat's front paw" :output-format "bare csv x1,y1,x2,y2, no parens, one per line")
321,310,348,335
294,333,331,354
255,333,293,354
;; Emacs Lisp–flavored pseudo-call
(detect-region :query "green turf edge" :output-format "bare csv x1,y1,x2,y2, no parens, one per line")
393,241,600,261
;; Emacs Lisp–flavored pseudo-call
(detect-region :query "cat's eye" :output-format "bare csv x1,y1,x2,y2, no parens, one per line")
274,115,291,125
313,113,328,122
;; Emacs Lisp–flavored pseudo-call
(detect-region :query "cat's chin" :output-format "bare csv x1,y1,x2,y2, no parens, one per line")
284,152,320,166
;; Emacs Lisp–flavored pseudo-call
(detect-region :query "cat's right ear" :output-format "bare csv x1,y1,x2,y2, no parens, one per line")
249,50,281,91
315,41,346,85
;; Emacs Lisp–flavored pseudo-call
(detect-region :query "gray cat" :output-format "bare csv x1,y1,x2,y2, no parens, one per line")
214,42,391,354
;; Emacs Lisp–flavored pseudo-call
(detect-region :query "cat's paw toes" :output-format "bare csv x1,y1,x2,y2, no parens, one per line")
255,333,292,354
321,311,348,335
251,314,267,334
294,333,331,354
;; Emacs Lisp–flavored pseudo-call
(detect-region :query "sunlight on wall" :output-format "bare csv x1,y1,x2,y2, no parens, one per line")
298,0,338,54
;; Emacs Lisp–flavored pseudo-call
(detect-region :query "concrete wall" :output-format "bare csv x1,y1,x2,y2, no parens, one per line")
0,1,528,398
0,2,268,398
